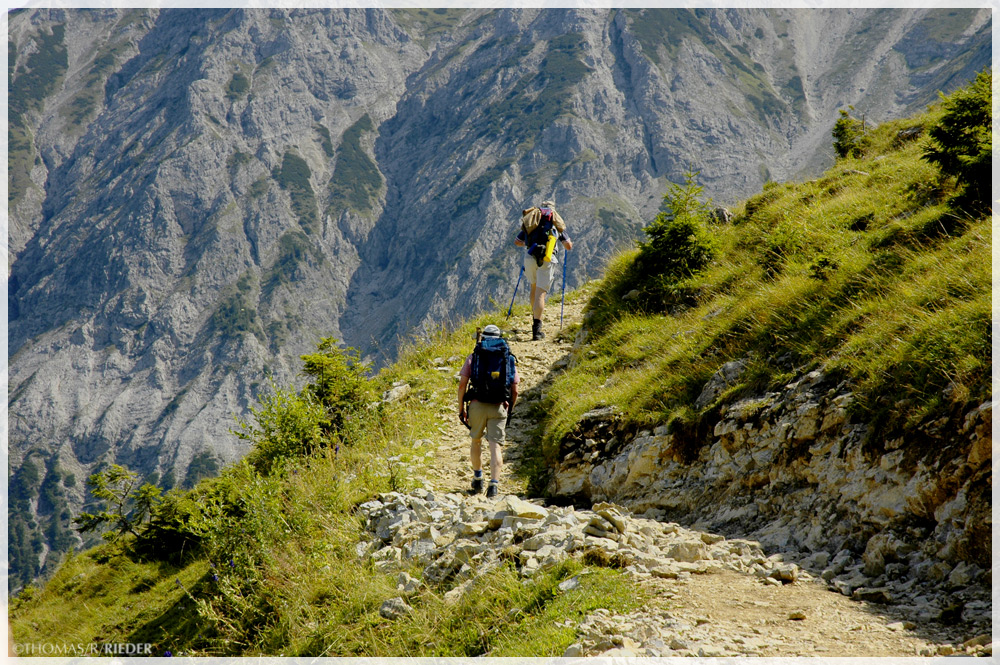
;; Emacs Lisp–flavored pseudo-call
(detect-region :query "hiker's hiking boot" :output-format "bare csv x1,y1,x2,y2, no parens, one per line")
532,318,545,341
471,477,483,494
486,482,499,499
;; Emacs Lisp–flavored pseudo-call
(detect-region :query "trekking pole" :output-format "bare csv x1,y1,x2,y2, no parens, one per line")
506,264,524,319
560,249,568,329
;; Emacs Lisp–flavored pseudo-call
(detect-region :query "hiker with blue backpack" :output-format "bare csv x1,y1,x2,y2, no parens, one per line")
457,324,519,498
515,200,573,340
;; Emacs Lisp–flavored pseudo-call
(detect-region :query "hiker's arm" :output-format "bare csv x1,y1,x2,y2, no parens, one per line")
559,231,573,250
509,382,518,411
514,229,525,247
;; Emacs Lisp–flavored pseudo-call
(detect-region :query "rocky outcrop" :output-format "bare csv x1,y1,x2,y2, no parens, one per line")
357,491,753,585
547,367,991,623
355,485,991,656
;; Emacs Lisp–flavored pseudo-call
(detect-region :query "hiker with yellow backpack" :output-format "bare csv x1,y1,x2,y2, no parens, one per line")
514,200,573,340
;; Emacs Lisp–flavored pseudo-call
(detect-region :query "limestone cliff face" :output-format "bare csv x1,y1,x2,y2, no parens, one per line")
7,7,990,585
548,365,991,597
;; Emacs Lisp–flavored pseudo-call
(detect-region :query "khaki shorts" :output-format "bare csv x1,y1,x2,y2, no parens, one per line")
524,254,556,292
468,400,507,444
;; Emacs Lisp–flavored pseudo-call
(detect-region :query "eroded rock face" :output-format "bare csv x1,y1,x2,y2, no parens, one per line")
548,367,992,603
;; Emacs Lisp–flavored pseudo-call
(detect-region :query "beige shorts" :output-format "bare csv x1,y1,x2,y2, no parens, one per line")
467,400,507,443
524,254,556,293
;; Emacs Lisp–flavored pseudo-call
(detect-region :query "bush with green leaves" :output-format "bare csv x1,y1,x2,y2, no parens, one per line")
301,337,377,432
73,464,161,543
237,384,330,475
236,338,376,474
133,471,243,562
922,68,991,212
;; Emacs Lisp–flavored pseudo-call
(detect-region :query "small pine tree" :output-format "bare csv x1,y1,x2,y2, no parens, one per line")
637,169,716,281
237,338,376,474
73,465,161,542
923,68,992,212
832,106,868,158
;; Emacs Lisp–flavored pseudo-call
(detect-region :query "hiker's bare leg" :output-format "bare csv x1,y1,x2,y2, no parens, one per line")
531,284,547,320
489,439,503,482
470,438,483,473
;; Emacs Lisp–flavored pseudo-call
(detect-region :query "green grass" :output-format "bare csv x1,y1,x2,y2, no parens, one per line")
327,114,383,217
225,71,250,100
11,550,209,656
315,124,334,158
487,564,640,656
275,151,320,234
532,102,990,470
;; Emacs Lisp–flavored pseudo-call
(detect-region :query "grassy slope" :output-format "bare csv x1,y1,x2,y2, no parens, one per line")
10,102,989,655
537,104,989,466
10,304,641,657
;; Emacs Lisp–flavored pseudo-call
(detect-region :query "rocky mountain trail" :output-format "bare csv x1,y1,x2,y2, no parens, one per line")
374,284,990,657
418,284,587,498
357,489,989,657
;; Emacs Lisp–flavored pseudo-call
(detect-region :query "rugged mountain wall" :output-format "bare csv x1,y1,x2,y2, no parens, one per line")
7,7,990,586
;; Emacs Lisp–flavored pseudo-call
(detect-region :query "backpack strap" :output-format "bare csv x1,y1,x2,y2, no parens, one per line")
521,207,541,236
465,346,480,403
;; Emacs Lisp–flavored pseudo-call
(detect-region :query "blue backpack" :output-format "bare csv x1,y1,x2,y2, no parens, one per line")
466,336,516,404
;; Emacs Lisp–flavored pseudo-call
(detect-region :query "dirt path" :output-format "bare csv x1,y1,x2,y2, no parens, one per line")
415,285,988,658
421,290,585,497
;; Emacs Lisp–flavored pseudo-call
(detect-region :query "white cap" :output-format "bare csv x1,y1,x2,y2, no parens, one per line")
541,200,556,208
482,324,502,336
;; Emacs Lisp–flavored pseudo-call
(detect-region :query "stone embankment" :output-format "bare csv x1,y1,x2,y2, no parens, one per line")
356,489,991,657
548,362,992,645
